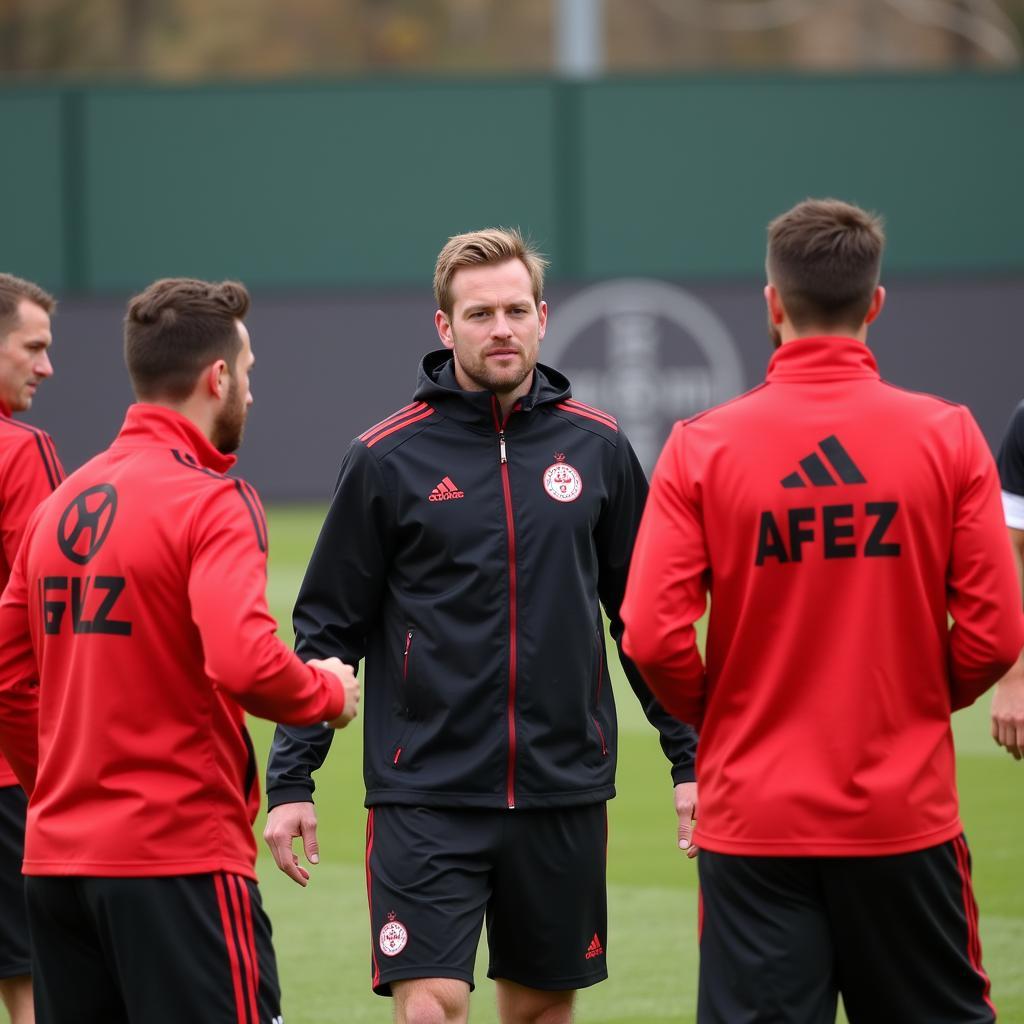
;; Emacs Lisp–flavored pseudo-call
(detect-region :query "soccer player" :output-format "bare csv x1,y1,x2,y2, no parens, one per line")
0,278,360,1024
992,403,1024,760
0,273,62,1024
263,228,698,1024
622,199,1024,1024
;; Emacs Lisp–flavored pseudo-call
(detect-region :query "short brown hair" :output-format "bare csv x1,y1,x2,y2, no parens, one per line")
0,273,56,338
434,227,547,315
767,199,885,332
124,278,250,401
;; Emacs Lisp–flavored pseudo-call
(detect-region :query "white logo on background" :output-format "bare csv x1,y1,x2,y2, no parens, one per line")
544,280,744,474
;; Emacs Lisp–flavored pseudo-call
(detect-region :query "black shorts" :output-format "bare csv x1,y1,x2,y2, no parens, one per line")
25,873,281,1024
365,804,608,996
0,785,30,980
697,835,996,1024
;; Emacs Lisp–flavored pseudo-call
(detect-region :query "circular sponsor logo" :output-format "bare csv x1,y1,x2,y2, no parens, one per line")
543,279,745,474
57,484,118,565
379,917,408,957
543,461,583,503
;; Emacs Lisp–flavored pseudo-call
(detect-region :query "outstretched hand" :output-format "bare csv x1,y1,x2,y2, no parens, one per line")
263,802,321,887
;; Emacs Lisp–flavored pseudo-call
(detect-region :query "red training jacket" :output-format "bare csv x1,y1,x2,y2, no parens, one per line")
0,404,345,879
623,337,1024,857
0,401,64,787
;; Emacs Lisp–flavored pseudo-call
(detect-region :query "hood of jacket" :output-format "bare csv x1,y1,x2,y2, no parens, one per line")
413,349,572,426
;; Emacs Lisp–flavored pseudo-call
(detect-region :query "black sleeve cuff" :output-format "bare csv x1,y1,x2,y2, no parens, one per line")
266,784,316,811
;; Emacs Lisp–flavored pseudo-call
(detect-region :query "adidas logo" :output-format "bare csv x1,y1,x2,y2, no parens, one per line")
780,435,866,489
585,933,604,959
428,476,465,502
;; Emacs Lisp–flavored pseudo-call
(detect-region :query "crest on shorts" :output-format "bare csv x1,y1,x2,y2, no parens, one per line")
543,453,583,503
379,911,408,957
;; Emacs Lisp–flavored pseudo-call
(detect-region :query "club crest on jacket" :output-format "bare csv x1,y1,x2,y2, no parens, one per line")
543,453,583,503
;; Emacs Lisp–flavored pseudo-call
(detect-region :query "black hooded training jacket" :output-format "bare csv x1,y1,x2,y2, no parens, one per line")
266,352,697,811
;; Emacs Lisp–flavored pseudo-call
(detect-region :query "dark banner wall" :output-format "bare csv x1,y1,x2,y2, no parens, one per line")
19,276,1024,500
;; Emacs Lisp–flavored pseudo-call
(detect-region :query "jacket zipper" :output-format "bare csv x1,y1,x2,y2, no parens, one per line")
592,632,608,756
493,396,518,809
402,629,413,683
394,629,414,766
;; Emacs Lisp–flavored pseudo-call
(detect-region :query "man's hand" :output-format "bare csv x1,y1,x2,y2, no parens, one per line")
991,658,1024,760
674,781,698,859
309,657,360,728
263,802,321,887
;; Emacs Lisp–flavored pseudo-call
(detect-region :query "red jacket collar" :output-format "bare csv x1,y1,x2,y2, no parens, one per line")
112,404,237,474
766,336,880,383
0,400,11,419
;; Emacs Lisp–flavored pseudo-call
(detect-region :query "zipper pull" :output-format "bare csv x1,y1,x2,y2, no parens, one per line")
499,430,507,464
403,630,413,656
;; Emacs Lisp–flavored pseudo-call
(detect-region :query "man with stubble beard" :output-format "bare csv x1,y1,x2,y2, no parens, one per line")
0,273,65,1024
0,278,359,1024
264,229,698,1024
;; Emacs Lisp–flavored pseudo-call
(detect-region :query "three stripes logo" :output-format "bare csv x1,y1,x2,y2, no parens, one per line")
428,476,465,502
755,434,901,565
780,435,866,488
585,933,605,959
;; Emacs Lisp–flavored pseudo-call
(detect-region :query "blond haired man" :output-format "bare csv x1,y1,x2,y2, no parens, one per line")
264,228,698,1024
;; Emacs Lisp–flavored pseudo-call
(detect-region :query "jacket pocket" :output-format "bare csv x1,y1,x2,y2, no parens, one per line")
591,628,609,757
392,628,417,767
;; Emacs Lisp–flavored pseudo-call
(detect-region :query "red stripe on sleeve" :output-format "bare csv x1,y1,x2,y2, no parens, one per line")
365,407,435,448
564,398,618,426
359,403,424,442
556,401,618,431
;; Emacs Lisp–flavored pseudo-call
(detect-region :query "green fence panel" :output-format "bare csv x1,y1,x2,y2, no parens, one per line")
577,73,1024,279
0,92,66,290
1,73,1021,292
80,81,560,290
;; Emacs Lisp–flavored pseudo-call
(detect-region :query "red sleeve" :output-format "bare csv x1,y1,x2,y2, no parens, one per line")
0,538,39,791
622,422,709,729
0,429,63,570
188,481,346,724
947,409,1024,709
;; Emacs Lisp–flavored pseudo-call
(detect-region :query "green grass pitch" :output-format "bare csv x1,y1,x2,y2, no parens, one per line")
252,505,1024,1023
